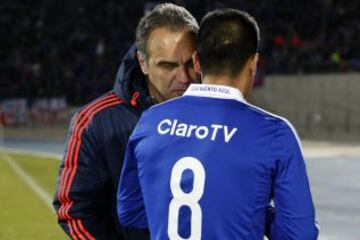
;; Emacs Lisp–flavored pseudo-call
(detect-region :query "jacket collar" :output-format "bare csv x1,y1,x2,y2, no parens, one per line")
113,44,154,111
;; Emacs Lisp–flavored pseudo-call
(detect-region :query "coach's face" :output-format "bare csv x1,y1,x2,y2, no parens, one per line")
138,27,200,102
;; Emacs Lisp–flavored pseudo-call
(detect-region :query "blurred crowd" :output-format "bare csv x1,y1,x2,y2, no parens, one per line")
1,0,359,105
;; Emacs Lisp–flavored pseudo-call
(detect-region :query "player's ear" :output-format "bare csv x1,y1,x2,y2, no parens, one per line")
250,53,259,79
137,51,149,75
192,51,202,75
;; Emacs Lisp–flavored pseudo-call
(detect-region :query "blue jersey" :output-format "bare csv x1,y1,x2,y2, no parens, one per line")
117,84,319,240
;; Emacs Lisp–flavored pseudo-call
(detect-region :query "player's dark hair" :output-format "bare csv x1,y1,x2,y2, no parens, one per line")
197,9,260,78
136,3,198,59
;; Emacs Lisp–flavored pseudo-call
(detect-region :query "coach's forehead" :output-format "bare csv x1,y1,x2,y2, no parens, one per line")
146,27,195,62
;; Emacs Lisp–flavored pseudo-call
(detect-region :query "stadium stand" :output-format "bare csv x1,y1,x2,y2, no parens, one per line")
1,0,359,106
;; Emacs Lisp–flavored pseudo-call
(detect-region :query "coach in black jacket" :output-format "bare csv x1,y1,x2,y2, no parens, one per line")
53,3,199,240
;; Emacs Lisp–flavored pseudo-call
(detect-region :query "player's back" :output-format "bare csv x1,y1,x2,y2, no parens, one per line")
131,87,286,239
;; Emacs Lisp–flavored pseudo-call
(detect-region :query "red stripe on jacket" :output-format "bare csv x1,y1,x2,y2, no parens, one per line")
60,94,123,239
57,93,123,240
58,94,117,219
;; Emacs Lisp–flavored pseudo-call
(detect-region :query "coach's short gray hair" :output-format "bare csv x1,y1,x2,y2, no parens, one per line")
136,3,199,59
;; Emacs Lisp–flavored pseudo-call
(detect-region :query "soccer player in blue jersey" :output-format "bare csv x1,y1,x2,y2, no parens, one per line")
117,8,319,240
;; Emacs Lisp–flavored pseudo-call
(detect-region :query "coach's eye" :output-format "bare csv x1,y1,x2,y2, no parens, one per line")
159,62,177,71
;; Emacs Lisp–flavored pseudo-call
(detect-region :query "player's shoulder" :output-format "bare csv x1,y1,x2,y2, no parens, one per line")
243,101,297,132
241,103,302,154
152,96,183,110
141,96,183,118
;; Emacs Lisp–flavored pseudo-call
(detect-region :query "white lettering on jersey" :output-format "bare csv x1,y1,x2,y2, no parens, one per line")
210,124,223,140
191,85,230,94
157,119,237,143
224,126,238,143
158,119,172,134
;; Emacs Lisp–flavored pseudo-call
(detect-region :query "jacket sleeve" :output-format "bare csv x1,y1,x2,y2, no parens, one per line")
268,121,319,240
53,112,121,239
117,133,148,229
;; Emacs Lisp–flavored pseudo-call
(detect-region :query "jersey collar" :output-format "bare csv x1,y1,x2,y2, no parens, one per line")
183,84,246,103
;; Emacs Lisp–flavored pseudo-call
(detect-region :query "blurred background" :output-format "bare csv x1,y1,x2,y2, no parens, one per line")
0,0,359,239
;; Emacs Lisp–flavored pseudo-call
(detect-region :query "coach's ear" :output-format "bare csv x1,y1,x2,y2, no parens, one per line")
192,51,202,75
137,51,149,75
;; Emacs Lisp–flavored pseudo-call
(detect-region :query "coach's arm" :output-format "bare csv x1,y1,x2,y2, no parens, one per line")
53,113,120,239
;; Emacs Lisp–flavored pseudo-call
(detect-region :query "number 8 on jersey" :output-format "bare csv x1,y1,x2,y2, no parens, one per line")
168,157,206,240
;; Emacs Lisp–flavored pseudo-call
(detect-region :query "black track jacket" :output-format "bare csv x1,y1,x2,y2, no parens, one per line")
53,45,153,240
